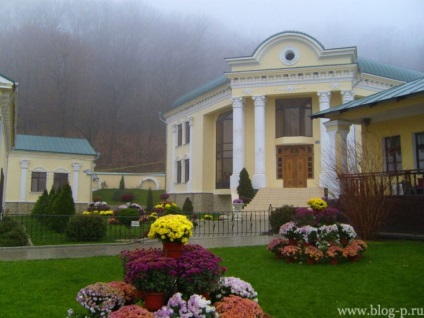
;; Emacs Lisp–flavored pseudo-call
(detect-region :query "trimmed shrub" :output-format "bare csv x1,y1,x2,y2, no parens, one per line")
115,208,140,227
50,184,75,233
65,215,107,241
270,204,296,234
119,175,125,190
0,217,29,246
31,189,49,219
145,188,153,212
182,197,194,213
237,168,255,203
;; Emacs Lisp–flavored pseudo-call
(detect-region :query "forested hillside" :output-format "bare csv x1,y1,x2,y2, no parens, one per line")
0,0,255,172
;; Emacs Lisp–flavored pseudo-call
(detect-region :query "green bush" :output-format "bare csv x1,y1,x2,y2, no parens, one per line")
237,168,255,203
145,188,153,212
0,217,29,246
31,189,49,219
182,197,194,213
65,215,107,241
270,204,296,234
49,184,76,233
115,208,140,227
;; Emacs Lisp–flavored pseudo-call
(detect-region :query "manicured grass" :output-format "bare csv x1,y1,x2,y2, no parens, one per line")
0,240,422,318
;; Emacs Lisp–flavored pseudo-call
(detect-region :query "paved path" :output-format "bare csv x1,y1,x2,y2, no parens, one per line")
0,235,272,261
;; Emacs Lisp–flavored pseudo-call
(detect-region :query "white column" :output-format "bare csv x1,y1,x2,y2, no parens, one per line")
72,163,81,202
187,117,194,192
341,90,356,168
323,120,351,198
230,97,245,189
170,124,177,193
318,91,332,188
20,160,30,202
252,95,267,189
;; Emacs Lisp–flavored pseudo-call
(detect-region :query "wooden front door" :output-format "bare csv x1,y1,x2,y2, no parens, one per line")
277,145,312,188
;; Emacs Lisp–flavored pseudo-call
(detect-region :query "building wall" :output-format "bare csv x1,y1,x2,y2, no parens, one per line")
5,150,96,213
364,113,424,170
92,172,165,190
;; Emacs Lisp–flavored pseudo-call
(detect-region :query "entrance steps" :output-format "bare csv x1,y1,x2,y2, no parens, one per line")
244,187,325,211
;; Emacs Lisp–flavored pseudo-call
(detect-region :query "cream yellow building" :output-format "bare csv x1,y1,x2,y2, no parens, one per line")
91,172,165,191
312,77,424,195
0,72,17,213
5,135,98,213
163,31,424,211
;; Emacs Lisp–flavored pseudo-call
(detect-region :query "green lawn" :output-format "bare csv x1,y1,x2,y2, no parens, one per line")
0,240,422,318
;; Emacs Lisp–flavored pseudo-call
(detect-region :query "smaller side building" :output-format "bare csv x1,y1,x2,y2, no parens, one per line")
5,134,98,213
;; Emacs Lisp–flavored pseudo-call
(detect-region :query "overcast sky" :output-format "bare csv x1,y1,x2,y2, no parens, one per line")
146,0,424,70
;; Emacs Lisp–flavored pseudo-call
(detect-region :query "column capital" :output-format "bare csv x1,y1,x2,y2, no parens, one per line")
188,116,194,126
72,163,82,171
20,160,30,169
172,124,177,133
232,97,245,108
317,91,331,103
341,90,355,102
252,95,266,106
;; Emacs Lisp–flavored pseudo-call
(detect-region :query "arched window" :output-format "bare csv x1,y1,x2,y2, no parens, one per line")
216,111,233,189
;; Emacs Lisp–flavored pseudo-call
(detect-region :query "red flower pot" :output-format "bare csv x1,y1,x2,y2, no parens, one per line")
163,242,184,259
330,258,339,265
143,292,165,311
307,258,315,265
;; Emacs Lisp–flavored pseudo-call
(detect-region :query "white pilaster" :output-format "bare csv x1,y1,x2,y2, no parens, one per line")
170,124,177,193
20,160,30,202
317,91,332,188
72,163,81,202
187,117,194,192
323,120,351,198
252,95,267,189
230,97,245,189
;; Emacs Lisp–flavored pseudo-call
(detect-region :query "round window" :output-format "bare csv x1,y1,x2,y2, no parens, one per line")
280,47,299,65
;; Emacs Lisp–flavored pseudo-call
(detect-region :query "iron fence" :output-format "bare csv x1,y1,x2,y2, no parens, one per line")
3,210,271,246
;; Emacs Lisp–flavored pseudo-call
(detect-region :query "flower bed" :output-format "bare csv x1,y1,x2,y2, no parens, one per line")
69,244,267,317
267,198,368,264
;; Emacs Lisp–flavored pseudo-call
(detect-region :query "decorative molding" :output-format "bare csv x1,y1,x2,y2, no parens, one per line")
229,68,355,89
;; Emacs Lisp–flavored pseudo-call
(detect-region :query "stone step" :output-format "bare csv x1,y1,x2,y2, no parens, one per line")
244,187,324,211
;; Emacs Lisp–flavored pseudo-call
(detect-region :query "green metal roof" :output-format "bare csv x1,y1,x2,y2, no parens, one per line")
169,75,229,110
0,72,16,85
14,135,97,156
357,57,424,82
311,76,424,118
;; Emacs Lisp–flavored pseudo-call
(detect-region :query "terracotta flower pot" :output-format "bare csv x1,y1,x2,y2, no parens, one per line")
163,241,184,259
143,292,165,311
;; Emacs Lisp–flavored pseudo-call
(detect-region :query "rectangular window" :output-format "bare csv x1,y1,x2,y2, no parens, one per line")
185,121,190,144
275,98,312,137
185,159,190,182
53,172,68,190
31,171,47,192
384,136,402,172
415,132,424,169
176,161,182,183
177,124,183,146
